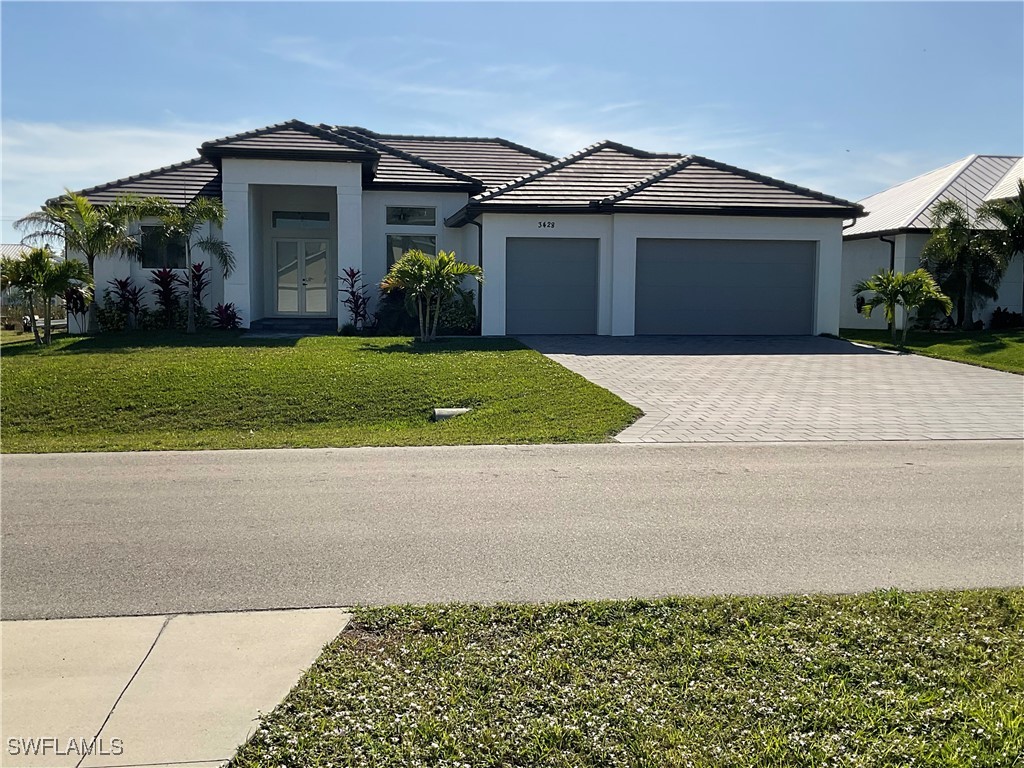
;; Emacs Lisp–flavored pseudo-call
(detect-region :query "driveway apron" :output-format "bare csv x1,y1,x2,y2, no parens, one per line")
521,335,1024,443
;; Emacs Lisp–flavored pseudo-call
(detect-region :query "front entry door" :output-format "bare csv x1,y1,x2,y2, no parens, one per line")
275,239,329,314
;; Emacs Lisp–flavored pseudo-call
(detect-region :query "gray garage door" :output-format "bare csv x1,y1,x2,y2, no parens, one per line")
635,239,816,335
506,238,599,334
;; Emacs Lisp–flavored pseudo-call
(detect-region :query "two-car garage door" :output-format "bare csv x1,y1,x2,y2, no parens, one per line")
504,236,816,335
634,239,816,335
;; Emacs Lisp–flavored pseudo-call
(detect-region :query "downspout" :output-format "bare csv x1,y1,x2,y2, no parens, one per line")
878,234,896,271
467,219,484,334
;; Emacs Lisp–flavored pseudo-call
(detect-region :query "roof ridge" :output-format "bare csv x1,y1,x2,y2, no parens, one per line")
70,157,214,197
201,119,379,155
327,125,482,185
599,155,697,205
472,141,614,202
684,155,863,210
903,154,978,225
340,127,557,163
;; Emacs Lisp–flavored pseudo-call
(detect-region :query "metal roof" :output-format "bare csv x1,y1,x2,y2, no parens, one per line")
65,158,221,207
844,154,1022,238
1,244,31,259
985,157,1024,201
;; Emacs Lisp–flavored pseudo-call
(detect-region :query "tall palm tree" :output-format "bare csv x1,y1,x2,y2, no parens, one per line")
854,268,952,345
0,247,93,345
14,191,141,332
978,179,1024,309
920,198,1006,328
147,196,235,334
381,250,483,341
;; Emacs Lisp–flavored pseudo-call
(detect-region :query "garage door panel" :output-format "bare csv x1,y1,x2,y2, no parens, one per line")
635,239,815,335
506,238,598,335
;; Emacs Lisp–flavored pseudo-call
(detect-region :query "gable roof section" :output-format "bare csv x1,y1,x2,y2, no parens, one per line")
339,127,555,188
447,141,860,225
845,154,1022,238
64,158,221,207
985,157,1024,201
200,120,379,171
2,244,30,259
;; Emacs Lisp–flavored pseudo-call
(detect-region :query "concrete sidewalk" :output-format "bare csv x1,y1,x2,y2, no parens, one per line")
1,608,350,768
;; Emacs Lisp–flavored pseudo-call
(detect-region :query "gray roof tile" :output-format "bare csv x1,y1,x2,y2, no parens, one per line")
201,120,378,163
68,158,221,207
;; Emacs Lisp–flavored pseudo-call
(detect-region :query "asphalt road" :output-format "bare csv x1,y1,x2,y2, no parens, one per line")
2,441,1022,620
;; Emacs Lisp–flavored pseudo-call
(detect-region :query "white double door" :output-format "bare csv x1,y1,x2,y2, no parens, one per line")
274,239,329,315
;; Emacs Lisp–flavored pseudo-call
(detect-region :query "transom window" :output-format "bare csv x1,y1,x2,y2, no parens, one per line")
386,206,435,226
387,234,436,268
140,226,186,269
272,211,330,230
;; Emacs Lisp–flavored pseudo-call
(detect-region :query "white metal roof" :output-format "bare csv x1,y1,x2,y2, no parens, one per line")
984,157,1024,201
844,154,1022,238
1,244,30,259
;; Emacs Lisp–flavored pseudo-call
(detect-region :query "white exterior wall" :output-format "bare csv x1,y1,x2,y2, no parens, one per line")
840,237,891,330
221,158,363,329
361,190,472,315
479,212,843,337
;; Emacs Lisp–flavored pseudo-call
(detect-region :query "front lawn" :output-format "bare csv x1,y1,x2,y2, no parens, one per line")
840,328,1024,374
231,590,1024,767
0,333,639,452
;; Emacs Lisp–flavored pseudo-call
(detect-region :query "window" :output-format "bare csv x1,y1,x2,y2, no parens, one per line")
140,226,186,269
272,211,330,230
386,206,435,226
387,234,436,268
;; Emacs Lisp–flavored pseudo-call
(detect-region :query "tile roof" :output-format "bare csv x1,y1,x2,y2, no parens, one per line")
337,127,555,188
844,154,1022,237
985,157,1024,201
446,142,861,223
66,158,221,207
200,120,379,166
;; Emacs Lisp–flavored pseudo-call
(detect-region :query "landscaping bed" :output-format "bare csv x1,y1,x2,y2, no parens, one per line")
0,333,639,452
230,590,1024,767
840,328,1024,374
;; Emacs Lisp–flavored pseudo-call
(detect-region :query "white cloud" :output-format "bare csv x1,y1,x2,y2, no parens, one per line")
0,120,249,243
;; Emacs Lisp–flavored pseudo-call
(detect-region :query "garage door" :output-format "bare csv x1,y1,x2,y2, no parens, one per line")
635,239,816,335
506,238,599,334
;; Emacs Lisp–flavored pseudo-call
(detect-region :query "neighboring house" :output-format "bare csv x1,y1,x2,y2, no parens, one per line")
60,119,862,336
842,154,1024,330
1,244,30,323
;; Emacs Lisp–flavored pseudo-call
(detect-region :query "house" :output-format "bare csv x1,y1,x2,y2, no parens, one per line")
842,154,1024,330
63,119,863,336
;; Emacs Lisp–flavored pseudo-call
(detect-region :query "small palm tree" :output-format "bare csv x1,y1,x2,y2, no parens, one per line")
920,199,1006,328
0,247,93,345
978,179,1024,309
146,196,235,334
854,268,952,346
381,250,483,341
15,191,141,332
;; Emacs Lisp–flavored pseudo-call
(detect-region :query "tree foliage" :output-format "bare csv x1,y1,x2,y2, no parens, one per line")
0,247,93,344
853,268,952,345
381,250,483,341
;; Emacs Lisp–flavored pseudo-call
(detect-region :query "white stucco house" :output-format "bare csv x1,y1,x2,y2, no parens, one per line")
64,119,864,336
842,154,1023,330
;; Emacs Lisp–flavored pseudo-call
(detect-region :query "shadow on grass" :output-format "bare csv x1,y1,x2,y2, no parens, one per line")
358,338,527,355
0,330,301,356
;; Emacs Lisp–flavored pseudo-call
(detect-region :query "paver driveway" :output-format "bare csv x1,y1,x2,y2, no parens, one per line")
522,335,1024,443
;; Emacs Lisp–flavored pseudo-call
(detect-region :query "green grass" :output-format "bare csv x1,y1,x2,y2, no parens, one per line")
230,590,1024,768
0,332,639,452
840,328,1024,374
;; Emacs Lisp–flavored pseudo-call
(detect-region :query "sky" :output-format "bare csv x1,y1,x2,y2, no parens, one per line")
2,1,1022,244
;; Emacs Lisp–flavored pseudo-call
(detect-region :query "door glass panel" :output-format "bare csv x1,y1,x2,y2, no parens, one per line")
276,241,299,313
304,241,328,314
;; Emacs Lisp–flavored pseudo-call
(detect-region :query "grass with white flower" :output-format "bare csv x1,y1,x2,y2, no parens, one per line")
230,589,1023,767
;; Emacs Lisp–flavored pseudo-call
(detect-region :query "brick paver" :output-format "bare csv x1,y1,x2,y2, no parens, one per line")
521,335,1024,443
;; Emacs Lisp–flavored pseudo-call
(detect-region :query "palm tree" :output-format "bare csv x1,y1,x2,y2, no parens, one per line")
14,191,141,332
381,250,483,341
978,179,1024,309
853,268,952,346
147,196,234,334
920,198,1006,328
0,247,93,345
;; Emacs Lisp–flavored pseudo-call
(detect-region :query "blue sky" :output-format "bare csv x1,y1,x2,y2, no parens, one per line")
2,1,1022,243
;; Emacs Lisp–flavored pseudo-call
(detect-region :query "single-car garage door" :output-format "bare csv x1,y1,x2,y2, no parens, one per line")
635,239,816,335
506,238,599,334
